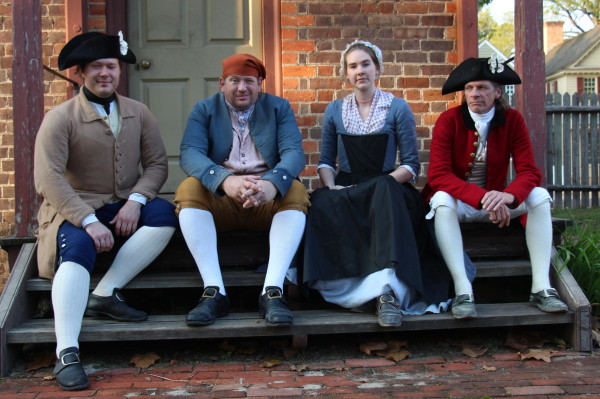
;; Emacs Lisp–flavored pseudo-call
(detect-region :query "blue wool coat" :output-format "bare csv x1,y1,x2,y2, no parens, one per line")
180,92,305,197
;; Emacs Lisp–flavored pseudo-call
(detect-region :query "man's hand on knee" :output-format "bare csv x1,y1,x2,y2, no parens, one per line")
85,221,114,253
481,190,515,212
110,200,142,237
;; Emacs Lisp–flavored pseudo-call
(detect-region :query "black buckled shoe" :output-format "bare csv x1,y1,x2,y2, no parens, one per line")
451,293,477,319
259,286,293,326
530,288,568,313
376,292,403,327
85,288,147,322
53,347,89,391
186,286,229,326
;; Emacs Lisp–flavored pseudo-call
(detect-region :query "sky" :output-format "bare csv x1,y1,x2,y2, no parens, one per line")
485,0,595,34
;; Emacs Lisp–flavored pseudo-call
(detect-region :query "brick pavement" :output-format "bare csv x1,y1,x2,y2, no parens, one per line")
1,345,599,398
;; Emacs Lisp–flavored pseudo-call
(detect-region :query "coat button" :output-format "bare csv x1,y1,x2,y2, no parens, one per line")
473,142,479,147
209,170,215,175
283,175,287,180
465,172,470,177
470,153,476,158
474,132,479,137
273,169,278,173
468,162,473,167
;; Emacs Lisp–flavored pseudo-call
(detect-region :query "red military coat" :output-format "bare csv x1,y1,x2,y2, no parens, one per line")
422,104,541,209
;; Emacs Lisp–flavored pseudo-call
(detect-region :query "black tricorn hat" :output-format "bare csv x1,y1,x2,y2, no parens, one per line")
58,31,136,71
441,56,521,95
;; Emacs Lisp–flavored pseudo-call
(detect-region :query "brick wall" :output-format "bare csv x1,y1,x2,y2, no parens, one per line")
281,0,459,190
0,1,13,282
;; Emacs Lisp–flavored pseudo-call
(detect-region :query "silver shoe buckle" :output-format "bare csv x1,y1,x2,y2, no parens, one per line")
267,290,282,299
60,352,80,366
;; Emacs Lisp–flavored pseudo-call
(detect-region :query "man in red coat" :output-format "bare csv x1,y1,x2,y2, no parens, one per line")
422,56,568,319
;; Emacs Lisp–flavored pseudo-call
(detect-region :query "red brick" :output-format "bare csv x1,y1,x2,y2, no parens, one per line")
282,40,314,52
345,358,396,368
283,65,316,77
506,385,566,395
281,15,314,27
284,91,316,102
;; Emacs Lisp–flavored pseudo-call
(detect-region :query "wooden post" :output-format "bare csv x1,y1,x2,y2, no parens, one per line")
11,0,44,237
457,0,478,61
65,0,87,98
262,0,282,97
106,0,129,97
456,0,478,104
514,0,547,185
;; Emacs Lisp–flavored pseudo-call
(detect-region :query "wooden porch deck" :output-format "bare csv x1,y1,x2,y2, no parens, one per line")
0,219,592,376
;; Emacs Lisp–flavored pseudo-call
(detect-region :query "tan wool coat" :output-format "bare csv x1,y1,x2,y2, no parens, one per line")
34,91,168,279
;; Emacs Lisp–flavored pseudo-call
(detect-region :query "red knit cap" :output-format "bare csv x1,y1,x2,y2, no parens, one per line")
221,53,266,79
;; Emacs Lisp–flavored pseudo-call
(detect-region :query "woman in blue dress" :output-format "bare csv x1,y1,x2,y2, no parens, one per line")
303,40,452,326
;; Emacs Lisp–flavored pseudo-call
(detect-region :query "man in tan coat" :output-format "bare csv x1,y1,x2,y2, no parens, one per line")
34,32,177,391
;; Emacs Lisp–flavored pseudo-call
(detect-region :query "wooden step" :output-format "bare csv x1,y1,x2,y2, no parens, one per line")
6,303,574,344
24,260,534,292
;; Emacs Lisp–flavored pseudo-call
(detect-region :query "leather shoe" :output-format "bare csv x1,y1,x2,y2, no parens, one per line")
53,347,89,391
451,293,477,319
186,286,229,326
259,286,293,326
85,288,147,321
530,288,568,313
376,292,403,327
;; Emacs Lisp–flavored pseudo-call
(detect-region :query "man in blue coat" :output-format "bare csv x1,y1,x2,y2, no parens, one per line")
175,54,310,326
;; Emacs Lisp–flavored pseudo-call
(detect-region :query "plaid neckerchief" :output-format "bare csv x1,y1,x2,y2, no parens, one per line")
342,88,393,135
225,101,255,135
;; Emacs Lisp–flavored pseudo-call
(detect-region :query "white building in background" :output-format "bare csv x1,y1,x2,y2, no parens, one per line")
545,22,600,95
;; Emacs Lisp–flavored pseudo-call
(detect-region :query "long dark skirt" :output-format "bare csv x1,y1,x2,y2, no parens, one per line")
303,175,451,304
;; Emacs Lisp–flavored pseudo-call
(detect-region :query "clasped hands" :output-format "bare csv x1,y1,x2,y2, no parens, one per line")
84,200,142,253
222,175,277,208
481,190,516,228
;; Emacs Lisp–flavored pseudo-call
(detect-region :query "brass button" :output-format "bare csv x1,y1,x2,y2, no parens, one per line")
473,141,479,147
465,172,470,177
474,132,479,137
470,153,476,158
468,162,473,167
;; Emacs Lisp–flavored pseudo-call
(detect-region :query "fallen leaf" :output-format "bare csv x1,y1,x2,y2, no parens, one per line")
461,344,488,358
334,366,346,371
359,341,387,355
382,349,411,362
289,363,308,371
592,330,600,346
130,352,161,368
504,330,544,351
386,340,408,351
519,348,555,363
262,358,282,368
482,365,497,371
26,352,55,371
42,375,56,381
170,359,180,365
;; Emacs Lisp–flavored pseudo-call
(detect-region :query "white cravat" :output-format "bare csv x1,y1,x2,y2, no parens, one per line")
468,107,495,161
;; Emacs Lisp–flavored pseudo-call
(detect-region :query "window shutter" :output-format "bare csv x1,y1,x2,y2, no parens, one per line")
577,77,584,94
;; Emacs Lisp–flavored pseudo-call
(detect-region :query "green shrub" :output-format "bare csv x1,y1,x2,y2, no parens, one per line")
556,220,600,316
